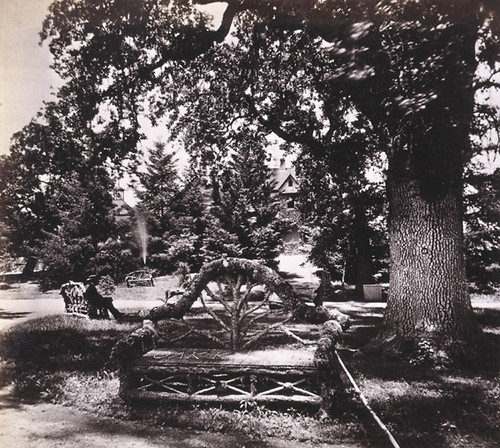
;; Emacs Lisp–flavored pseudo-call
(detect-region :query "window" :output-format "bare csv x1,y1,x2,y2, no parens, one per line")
288,178,293,187
287,199,295,209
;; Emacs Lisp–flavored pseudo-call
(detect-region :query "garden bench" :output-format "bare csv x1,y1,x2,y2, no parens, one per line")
125,346,322,407
60,281,110,319
114,258,347,412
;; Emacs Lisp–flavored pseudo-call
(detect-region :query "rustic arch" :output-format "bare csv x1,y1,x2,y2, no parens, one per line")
147,257,307,322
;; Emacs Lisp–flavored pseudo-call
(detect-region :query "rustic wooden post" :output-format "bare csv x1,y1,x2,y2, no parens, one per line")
314,320,348,416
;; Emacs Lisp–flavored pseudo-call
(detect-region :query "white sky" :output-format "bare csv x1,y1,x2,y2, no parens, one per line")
0,0,59,155
0,0,498,176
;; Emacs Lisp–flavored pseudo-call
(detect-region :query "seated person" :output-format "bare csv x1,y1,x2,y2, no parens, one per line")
84,275,123,319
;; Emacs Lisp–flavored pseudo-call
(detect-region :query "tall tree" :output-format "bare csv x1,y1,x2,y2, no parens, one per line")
132,141,181,271
162,160,209,271
133,141,180,233
204,132,284,267
39,0,500,362
0,96,123,284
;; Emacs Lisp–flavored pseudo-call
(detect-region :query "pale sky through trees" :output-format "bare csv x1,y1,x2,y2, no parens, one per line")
0,0,498,173
0,0,59,155
0,1,227,157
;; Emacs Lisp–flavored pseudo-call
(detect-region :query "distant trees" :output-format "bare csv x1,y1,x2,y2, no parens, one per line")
0,100,134,287
297,151,388,289
133,136,285,273
131,141,183,272
464,168,500,291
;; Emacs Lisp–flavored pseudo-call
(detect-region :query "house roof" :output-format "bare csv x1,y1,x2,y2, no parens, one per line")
271,167,297,191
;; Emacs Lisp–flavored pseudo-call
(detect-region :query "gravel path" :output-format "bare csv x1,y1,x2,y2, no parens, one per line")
0,386,365,448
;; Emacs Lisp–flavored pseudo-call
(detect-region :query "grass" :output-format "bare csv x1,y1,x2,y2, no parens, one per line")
0,281,499,447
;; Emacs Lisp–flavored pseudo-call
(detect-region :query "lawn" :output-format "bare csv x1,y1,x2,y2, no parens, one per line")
0,276,498,448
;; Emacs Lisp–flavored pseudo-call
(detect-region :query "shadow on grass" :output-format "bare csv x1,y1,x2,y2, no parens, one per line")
366,378,500,448
0,315,140,399
0,310,31,320
331,303,500,448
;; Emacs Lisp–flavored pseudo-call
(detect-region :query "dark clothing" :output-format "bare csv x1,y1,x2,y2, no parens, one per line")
84,283,122,319
314,272,335,307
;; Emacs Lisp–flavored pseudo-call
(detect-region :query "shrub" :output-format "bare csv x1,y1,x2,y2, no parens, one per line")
0,315,138,399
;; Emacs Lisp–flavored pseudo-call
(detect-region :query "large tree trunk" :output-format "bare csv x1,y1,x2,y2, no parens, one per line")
379,176,479,363
362,20,482,364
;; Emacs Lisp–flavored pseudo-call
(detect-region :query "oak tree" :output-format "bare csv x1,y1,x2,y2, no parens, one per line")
39,0,500,362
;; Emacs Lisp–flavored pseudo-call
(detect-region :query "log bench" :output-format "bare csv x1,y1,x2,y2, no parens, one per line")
124,346,322,407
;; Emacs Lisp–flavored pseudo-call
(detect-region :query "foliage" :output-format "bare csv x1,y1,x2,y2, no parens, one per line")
34,173,118,289
132,146,210,273
161,162,209,271
97,274,116,296
32,0,500,350
297,150,388,285
0,92,135,286
90,231,141,281
464,168,500,291
202,136,285,268
132,141,181,235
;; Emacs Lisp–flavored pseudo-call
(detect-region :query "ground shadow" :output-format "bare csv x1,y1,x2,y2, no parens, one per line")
0,309,31,320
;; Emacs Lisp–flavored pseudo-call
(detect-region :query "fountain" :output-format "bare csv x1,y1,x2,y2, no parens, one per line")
136,218,148,265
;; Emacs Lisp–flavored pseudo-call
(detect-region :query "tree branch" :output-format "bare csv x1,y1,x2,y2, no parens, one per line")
473,80,500,91
243,93,326,157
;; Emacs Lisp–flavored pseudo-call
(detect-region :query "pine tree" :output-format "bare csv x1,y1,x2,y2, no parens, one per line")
162,161,209,270
205,133,284,268
134,141,180,235
133,141,182,272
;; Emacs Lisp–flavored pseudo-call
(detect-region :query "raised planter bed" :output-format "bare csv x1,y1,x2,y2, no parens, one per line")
126,347,321,406
114,258,348,413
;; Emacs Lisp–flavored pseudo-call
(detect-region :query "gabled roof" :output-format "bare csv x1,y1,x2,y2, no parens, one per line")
271,167,297,191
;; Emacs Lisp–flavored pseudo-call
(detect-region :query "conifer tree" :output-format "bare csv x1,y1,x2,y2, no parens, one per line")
134,141,180,235
133,141,182,272
162,161,209,270
205,133,284,268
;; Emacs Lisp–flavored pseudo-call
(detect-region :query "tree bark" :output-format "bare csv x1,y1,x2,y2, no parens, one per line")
359,21,483,363
379,176,479,361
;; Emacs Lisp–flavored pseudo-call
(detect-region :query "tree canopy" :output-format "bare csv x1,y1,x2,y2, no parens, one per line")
9,0,499,361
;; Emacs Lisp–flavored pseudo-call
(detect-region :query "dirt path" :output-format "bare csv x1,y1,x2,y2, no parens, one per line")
0,386,365,448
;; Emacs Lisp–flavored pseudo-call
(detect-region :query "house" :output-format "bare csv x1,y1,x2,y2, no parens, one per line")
271,158,299,214
270,159,301,243
112,187,133,224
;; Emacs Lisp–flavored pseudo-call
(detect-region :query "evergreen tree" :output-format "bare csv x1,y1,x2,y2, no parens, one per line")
162,161,209,271
132,141,183,272
133,141,180,235
205,133,284,267
36,171,118,289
